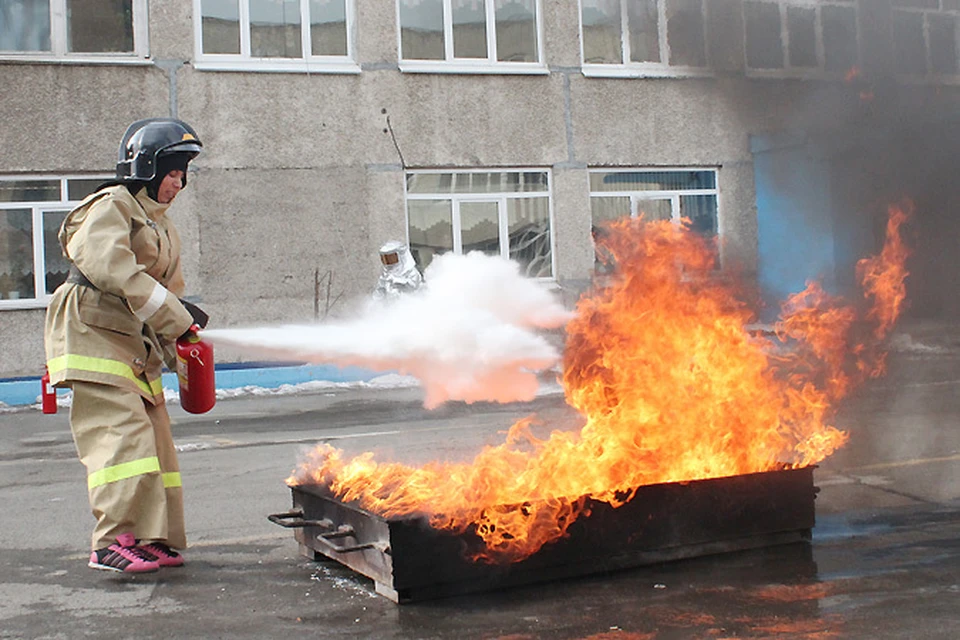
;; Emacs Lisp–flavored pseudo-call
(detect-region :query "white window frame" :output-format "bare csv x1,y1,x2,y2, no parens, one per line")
0,175,110,311
743,0,861,80
192,0,360,73
588,166,721,232
404,168,557,280
0,0,150,64
397,0,548,75
890,2,960,84
579,0,713,79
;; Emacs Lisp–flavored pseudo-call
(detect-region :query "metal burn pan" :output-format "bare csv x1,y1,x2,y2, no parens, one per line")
269,466,817,603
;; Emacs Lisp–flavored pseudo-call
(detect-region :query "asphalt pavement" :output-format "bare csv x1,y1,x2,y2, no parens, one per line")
1,321,959,639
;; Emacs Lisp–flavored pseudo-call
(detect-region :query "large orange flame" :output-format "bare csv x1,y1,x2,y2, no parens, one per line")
289,203,911,564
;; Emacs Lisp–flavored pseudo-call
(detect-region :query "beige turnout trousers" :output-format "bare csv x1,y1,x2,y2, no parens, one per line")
70,381,185,551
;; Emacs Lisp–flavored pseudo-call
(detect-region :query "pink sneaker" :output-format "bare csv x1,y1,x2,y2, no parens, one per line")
88,533,160,573
139,541,184,567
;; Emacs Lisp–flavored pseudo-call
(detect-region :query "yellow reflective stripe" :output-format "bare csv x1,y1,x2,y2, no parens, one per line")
162,472,182,488
48,354,161,397
88,456,161,489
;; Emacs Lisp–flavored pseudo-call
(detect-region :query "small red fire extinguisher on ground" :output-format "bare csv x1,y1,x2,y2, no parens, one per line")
41,367,57,414
176,324,216,414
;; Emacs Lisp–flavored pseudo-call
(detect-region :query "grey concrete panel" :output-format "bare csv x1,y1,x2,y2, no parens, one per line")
177,68,568,169
716,160,758,276
550,166,593,284
0,65,169,171
0,310,46,378
569,76,752,166
356,0,400,64
191,166,374,329
541,0,583,68
149,0,195,62
363,167,407,264
176,71,385,169
378,73,569,166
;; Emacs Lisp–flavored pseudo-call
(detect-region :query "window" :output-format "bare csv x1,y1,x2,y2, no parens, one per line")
0,0,148,61
398,0,546,74
193,0,359,73
0,176,107,309
744,0,859,76
405,170,554,278
589,168,719,269
892,1,959,77
580,0,708,77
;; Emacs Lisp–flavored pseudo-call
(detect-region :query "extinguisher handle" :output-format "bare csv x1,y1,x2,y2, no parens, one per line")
179,324,202,342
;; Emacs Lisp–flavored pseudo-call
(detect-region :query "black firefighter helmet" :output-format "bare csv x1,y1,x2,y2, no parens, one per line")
116,118,203,183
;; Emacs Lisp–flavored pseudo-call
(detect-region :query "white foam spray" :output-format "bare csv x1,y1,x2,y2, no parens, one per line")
202,252,574,408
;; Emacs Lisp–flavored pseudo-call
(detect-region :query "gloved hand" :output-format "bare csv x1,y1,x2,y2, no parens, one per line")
179,299,209,329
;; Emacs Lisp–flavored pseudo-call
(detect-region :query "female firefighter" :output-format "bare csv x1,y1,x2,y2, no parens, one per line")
45,118,208,573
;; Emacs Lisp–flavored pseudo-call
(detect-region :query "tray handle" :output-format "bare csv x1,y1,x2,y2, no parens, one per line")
267,509,333,529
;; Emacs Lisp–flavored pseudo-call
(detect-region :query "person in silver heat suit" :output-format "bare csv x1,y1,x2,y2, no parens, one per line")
373,241,423,301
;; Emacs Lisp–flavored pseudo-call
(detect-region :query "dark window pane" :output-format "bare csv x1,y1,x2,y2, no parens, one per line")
667,0,705,67
495,0,537,62
929,13,958,75
0,0,51,51
637,198,673,222
591,195,631,227
893,10,927,75
745,1,783,69
0,180,60,202
582,0,622,64
590,170,715,192
681,194,717,235
822,5,857,73
43,210,69,294
67,0,133,53
891,0,938,8
408,200,452,271
628,0,660,63
507,198,551,278
460,201,500,256
787,5,816,67
67,178,105,200
400,0,444,60
0,208,34,300
250,0,302,58
310,0,347,56
202,0,241,54
452,0,487,59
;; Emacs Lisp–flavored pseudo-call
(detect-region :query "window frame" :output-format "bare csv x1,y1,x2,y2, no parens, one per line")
404,168,557,280
397,0,548,75
742,0,861,80
579,0,714,79
890,2,960,83
192,0,361,74
0,174,111,311
0,0,150,64
587,166,721,238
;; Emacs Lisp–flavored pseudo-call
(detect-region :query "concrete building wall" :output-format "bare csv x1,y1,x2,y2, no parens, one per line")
3,0,960,378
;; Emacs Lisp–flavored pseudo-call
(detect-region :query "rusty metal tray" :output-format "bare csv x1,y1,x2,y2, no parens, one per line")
269,466,817,603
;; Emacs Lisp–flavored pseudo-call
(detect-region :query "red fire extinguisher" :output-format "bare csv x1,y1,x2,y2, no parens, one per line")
176,324,216,414
41,367,57,415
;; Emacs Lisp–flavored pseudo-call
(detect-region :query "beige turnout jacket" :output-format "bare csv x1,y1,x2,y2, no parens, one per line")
45,185,194,404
